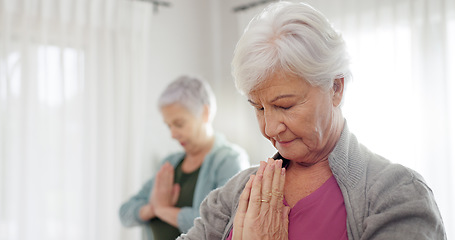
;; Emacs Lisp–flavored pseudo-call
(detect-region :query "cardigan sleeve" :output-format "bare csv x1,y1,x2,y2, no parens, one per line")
118,154,181,228
213,146,249,188
177,207,198,233
176,145,249,233
177,168,256,240
361,164,446,239
118,177,155,227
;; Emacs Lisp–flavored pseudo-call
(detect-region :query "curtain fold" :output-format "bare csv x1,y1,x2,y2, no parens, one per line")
2,0,454,239
0,0,153,239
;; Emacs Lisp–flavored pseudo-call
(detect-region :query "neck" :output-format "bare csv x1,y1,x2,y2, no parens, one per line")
182,133,215,173
282,116,344,173
186,131,215,158
287,158,332,175
310,112,344,166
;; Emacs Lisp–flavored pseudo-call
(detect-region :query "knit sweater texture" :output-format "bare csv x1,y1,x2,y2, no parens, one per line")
178,123,446,240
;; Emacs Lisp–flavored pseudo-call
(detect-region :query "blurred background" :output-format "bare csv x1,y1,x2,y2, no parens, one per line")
0,0,453,239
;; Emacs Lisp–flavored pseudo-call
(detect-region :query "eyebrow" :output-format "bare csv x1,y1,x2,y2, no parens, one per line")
248,99,258,105
248,94,296,105
270,94,296,103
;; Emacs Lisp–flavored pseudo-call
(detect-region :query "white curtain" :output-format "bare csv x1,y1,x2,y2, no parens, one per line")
236,0,455,238
0,0,153,239
2,0,454,239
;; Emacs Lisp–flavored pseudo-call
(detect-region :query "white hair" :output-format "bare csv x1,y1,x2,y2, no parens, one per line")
232,1,351,95
158,75,217,121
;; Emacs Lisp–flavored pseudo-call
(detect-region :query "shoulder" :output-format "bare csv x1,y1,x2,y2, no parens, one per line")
209,134,249,165
208,166,258,202
362,156,445,238
330,123,424,191
214,134,248,155
227,166,258,185
161,151,185,166
342,135,433,200
366,159,430,199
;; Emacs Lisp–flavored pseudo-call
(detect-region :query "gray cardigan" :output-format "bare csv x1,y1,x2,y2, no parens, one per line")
178,123,446,240
119,133,250,240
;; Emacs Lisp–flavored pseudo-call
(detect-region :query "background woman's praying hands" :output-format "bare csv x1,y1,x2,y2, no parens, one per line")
151,162,181,209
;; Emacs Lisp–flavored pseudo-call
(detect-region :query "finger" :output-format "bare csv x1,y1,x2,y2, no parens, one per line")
168,164,175,186
281,206,291,237
154,168,163,187
150,169,163,202
270,160,284,209
233,175,254,240
279,166,286,197
246,161,266,217
164,162,174,172
273,162,286,227
260,159,275,214
282,206,290,220
162,163,174,188
155,163,168,185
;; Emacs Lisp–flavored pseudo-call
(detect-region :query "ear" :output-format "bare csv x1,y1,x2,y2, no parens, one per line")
332,78,344,107
202,105,210,123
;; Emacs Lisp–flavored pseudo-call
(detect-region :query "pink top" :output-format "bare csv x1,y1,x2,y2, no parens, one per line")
226,175,348,240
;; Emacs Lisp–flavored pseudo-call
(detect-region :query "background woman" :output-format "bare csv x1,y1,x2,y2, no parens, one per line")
178,2,446,239
119,75,249,240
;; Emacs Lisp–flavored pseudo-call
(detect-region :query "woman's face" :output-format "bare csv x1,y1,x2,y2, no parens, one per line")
161,103,206,153
247,72,343,164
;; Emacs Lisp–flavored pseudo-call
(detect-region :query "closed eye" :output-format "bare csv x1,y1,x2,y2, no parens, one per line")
248,99,264,111
278,105,292,110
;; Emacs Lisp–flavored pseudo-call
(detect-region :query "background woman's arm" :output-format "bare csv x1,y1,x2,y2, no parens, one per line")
178,168,256,239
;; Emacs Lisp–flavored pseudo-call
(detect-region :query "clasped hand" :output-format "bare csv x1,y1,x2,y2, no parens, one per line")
151,162,180,208
140,162,180,221
233,158,290,240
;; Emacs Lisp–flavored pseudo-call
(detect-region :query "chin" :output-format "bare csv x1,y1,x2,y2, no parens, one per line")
279,148,308,161
276,150,294,160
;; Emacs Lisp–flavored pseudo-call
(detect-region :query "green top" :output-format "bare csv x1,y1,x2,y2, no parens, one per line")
119,133,250,240
150,158,201,240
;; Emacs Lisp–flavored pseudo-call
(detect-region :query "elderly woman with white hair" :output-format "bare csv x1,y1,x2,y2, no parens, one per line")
177,2,446,240
119,75,249,240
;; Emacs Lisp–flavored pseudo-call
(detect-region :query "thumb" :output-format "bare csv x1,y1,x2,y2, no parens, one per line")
282,206,290,221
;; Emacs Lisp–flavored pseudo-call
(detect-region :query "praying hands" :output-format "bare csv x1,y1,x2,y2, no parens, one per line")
233,159,290,240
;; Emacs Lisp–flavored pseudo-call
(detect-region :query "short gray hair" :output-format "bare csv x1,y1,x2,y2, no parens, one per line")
232,1,351,95
158,75,217,121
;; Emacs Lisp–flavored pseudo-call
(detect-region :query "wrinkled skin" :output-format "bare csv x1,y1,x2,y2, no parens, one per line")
233,159,290,240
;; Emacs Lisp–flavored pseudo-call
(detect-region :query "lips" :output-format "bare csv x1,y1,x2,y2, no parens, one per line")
278,139,294,144
276,139,295,148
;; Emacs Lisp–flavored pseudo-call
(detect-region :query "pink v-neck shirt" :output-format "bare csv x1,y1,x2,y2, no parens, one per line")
227,175,348,239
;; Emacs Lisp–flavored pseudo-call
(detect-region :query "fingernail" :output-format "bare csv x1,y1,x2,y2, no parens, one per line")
275,160,282,169
281,168,285,175
269,162,275,169
248,175,254,183
261,161,267,170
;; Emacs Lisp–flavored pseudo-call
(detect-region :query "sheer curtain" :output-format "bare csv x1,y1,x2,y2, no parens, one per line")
0,0,153,239
236,0,454,238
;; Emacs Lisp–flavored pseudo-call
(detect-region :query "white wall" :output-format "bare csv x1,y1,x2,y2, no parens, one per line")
142,0,216,179
209,0,277,165
124,0,453,238
141,0,276,183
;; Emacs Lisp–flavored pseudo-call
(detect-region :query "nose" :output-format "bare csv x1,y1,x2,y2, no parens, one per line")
169,126,179,139
263,109,286,138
